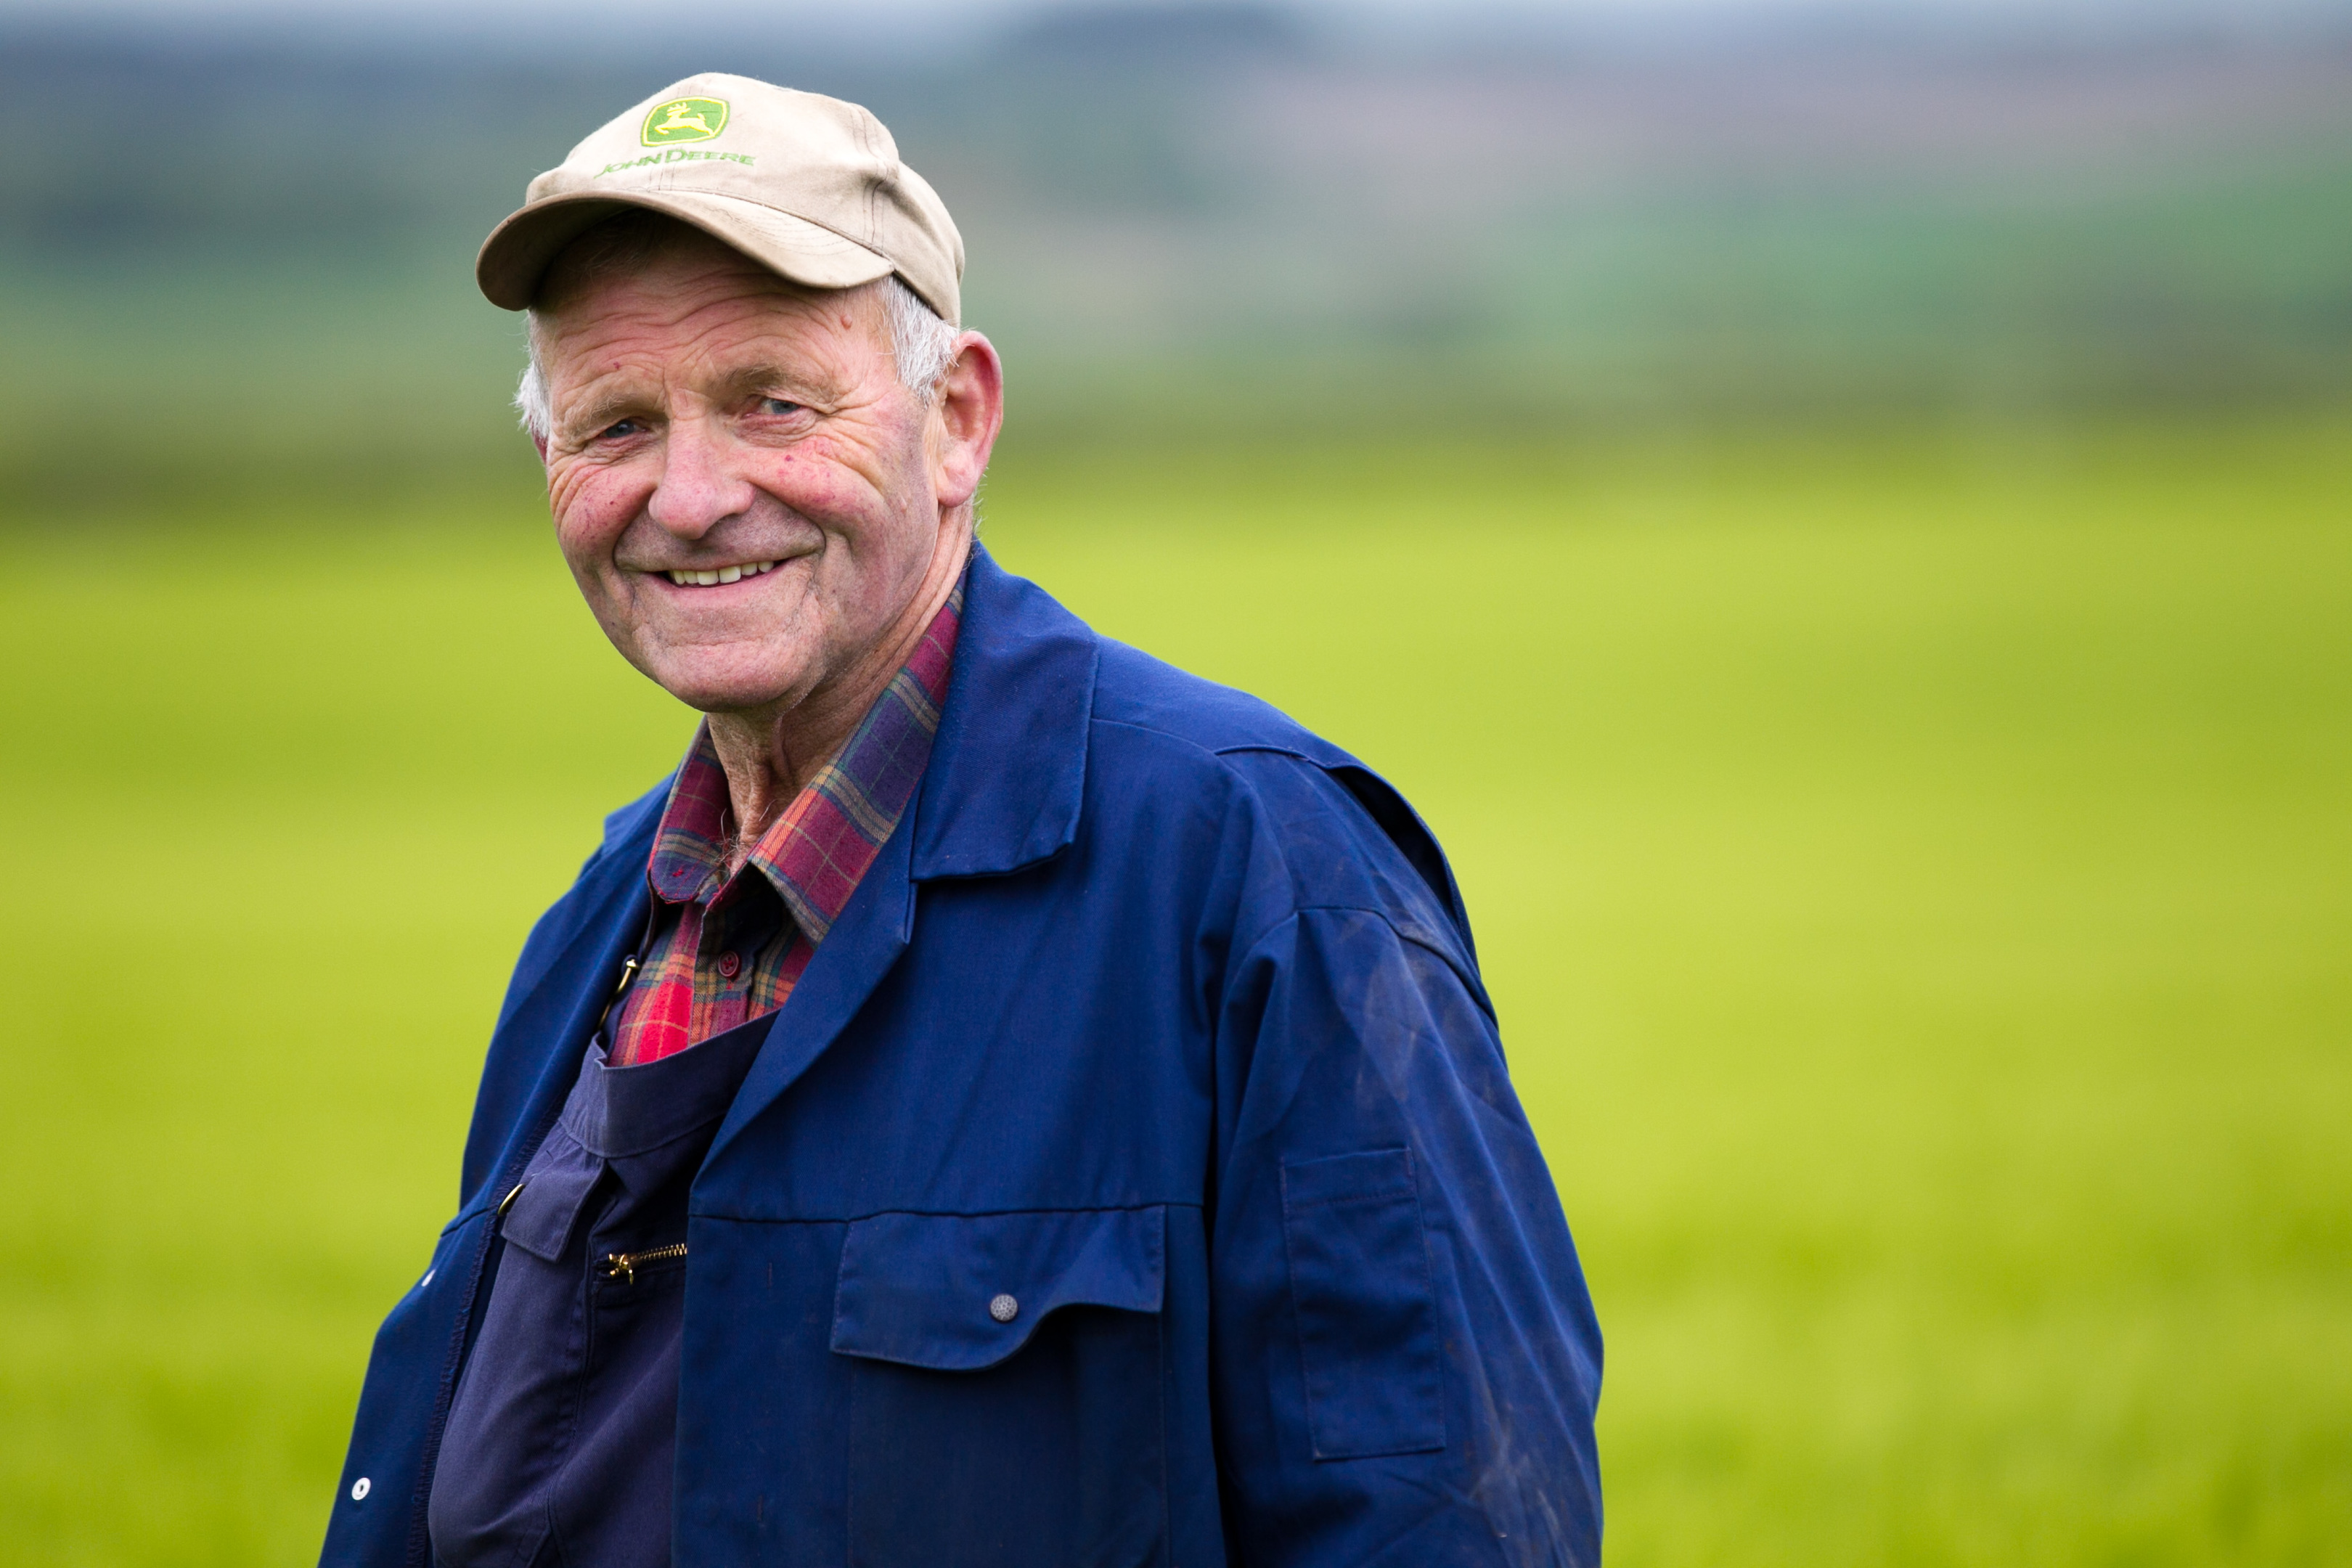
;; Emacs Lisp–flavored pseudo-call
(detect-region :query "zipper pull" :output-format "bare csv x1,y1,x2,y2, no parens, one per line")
601,1243,688,1286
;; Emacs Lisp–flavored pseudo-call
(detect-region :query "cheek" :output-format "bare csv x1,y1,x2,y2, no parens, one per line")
751,446,859,523
759,420,926,529
547,461,644,568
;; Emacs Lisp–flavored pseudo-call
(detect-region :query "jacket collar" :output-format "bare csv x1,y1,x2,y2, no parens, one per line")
465,546,1103,1204
698,542,1097,1178
907,541,1098,881
460,833,654,1214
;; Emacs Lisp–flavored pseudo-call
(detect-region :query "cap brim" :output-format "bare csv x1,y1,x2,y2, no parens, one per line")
476,189,896,311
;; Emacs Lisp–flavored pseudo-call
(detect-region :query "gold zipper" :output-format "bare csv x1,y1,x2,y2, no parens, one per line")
600,1244,687,1285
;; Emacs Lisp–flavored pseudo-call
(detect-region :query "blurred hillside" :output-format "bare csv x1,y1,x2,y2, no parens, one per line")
3,1,2351,502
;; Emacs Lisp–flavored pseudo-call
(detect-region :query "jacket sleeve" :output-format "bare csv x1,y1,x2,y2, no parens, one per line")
1209,905,1603,1568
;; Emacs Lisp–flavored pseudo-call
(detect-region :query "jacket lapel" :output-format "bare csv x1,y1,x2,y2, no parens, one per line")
457,810,658,1214
699,809,916,1169
699,544,1101,1170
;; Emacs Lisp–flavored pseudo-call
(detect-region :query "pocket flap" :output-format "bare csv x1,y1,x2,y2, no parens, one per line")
831,1207,1165,1371
499,1127,603,1262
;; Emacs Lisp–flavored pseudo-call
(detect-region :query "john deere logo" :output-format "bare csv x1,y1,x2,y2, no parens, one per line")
642,97,729,147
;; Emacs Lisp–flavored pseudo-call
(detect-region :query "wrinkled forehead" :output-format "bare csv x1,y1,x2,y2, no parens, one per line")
532,220,891,388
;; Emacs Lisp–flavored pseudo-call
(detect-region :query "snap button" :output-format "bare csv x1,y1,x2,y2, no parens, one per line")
351,1477,372,1501
989,1293,1019,1323
717,951,741,979
420,1269,435,1289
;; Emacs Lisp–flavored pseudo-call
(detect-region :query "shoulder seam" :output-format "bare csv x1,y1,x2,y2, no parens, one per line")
1092,716,1333,770
1233,905,1493,1022
1090,714,1318,765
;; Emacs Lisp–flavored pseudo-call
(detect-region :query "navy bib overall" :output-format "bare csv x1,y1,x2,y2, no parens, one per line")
427,1010,767,1568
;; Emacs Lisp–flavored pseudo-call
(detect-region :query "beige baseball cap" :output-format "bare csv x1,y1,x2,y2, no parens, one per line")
476,72,963,324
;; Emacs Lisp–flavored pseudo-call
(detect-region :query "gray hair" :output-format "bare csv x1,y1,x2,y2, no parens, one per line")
515,272,960,446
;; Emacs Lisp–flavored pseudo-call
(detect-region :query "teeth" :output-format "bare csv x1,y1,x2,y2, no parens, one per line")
665,560,778,587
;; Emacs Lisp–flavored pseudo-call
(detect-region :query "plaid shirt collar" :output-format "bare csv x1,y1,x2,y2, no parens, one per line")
645,574,963,946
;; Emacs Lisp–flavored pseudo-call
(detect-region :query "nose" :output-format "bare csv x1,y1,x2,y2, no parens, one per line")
645,416,756,540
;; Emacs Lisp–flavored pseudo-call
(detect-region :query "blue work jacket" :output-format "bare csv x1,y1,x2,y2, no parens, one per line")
322,544,1603,1568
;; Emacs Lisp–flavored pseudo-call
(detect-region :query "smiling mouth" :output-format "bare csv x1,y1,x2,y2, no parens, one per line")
661,560,780,587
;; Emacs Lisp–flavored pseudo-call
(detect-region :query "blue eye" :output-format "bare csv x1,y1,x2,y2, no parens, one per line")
759,398,804,417
598,418,645,440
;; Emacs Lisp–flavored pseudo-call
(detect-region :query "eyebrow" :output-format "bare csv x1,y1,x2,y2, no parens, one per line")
557,387,655,441
713,362,842,407
553,353,854,438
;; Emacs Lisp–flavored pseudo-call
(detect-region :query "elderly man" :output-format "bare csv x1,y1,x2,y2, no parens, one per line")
322,73,1601,1568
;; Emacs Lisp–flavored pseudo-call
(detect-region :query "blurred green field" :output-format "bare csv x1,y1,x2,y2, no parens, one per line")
2,421,2348,1567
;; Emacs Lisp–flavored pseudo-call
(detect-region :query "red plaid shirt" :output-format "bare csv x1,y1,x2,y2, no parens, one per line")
608,580,961,1066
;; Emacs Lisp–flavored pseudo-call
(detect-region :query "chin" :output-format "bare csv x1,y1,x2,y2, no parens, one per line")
641,647,809,716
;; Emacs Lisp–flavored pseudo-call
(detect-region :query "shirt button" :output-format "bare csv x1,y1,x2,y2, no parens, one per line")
351,1477,372,1501
989,1294,1019,1323
716,951,741,979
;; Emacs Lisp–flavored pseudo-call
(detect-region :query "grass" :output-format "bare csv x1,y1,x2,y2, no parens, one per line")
1,417,2347,1565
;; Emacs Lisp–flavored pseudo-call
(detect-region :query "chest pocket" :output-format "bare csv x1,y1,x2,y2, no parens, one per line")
830,1206,1169,1568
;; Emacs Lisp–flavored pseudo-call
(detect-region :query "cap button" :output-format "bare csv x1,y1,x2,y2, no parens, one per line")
988,1293,1019,1323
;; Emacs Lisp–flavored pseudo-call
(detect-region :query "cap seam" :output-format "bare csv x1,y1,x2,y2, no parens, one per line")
853,111,883,250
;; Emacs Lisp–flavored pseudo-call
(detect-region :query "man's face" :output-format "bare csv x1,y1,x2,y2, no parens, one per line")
534,237,964,716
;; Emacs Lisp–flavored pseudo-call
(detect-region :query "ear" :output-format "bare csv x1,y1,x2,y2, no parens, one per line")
930,332,1004,513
